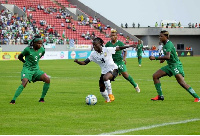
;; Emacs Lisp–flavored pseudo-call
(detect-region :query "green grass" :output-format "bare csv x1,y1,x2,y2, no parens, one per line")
0,57,200,135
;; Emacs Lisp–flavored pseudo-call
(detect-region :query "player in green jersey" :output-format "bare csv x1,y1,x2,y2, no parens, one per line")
10,35,50,104
136,40,144,67
105,29,140,93
149,30,200,102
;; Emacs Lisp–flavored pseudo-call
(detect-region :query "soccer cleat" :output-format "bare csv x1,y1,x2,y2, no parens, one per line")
135,84,140,93
109,94,115,101
194,98,200,102
105,100,111,103
10,100,15,104
151,95,164,101
39,98,45,102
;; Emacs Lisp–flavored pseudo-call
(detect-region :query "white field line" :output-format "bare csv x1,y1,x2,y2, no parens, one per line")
99,118,200,135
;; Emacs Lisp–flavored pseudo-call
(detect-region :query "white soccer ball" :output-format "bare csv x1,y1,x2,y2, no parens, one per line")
85,95,97,105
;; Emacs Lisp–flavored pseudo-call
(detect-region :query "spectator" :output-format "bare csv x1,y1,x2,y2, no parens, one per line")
37,4,41,10
132,22,135,28
138,23,140,28
161,23,164,28
125,23,128,28
178,22,181,28
195,23,198,28
188,22,192,28
72,24,76,31
192,23,194,28
61,22,65,27
67,24,71,29
23,6,26,12
155,22,158,27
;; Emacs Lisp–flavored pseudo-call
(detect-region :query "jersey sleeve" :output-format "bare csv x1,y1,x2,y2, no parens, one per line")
21,47,29,56
107,47,116,54
88,51,94,61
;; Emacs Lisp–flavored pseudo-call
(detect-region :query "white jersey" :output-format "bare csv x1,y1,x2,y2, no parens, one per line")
158,45,163,53
88,47,118,74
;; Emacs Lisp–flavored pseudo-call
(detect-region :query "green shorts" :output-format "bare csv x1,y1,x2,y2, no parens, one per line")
161,63,185,77
115,60,127,73
21,67,45,82
137,53,142,57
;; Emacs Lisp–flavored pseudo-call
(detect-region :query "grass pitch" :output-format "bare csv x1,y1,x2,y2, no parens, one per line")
0,57,200,135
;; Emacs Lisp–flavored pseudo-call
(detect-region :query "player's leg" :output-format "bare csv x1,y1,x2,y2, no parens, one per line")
38,73,50,102
99,75,110,102
10,78,29,104
138,56,142,66
151,69,167,100
10,68,33,104
175,74,200,102
103,69,118,101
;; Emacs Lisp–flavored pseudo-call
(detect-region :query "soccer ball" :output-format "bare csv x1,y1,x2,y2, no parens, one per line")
85,95,97,105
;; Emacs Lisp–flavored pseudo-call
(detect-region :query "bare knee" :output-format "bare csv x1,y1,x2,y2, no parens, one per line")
153,73,158,80
41,74,50,83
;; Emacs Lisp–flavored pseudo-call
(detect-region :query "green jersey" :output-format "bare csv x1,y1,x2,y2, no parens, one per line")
105,40,124,62
163,40,181,65
21,46,45,70
137,44,143,56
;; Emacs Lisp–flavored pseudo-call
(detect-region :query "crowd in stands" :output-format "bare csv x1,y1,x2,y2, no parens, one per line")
0,1,134,46
0,8,73,45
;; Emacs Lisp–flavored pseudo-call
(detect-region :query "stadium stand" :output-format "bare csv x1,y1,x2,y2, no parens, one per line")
0,0,137,45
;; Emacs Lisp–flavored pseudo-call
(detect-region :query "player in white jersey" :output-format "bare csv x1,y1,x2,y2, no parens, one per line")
157,42,163,56
74,37,134,103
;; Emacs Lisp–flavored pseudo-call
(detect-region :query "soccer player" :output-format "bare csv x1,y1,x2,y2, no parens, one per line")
136,39,144,67
149,30,200,102
105,29,140,93
74,37,134,102
10,35,50,104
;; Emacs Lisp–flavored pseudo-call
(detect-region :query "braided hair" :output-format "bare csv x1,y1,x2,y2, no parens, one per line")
93,37,104,46
29,34,43,47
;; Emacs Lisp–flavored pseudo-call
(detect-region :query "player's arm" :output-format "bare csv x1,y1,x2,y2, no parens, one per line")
18,53,26,63
74,58,90,65
149,52,170,60
116,44,134,51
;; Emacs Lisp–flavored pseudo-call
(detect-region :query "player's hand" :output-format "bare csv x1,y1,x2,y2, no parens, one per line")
160,60,165,63
149,56,155,60
123,59,127,65
74,59,78,63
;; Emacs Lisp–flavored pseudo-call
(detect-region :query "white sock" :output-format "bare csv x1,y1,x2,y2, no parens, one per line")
104,80,112,94
100,90,110,101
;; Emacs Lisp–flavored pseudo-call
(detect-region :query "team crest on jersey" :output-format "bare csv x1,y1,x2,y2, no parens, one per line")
104,52,107,57
39,53,42,56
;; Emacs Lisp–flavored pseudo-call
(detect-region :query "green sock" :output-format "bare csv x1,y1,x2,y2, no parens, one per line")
41,83,50,98
126,75,137,88
155,83,163,96
12,85,24,100
139,58,142,65
187,87,200,98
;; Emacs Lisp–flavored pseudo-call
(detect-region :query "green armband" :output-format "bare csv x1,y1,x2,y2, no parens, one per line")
155,56,159,60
